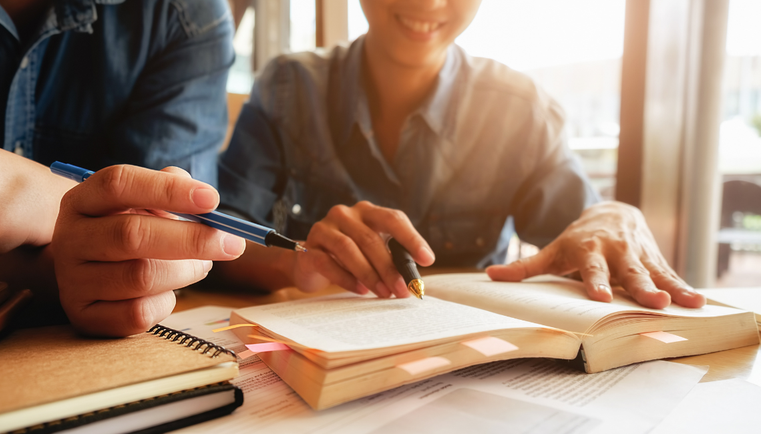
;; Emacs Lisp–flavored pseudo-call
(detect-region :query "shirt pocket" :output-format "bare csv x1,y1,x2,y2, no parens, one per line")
423,211,507,267
280,170,357,241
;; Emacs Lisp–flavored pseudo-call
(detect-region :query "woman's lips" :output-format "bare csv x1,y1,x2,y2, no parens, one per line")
396,15,444,35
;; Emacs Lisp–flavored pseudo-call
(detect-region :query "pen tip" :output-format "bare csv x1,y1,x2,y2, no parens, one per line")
295,244,308,253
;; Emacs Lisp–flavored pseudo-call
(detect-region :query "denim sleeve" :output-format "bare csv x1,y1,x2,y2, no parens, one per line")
218,64,287,226
105,0,234,186
509,99,601,248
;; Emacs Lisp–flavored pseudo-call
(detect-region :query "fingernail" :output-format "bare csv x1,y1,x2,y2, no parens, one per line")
192,188,218,209
376,282,391,298
356,283,370,295
598,284,612,295
222,234,245,256
418,246,435,264
394,278,408,297
202,260,213,273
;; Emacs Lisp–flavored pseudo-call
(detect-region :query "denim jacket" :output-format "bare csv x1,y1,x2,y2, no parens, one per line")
0,0,234,184
220,37,599,267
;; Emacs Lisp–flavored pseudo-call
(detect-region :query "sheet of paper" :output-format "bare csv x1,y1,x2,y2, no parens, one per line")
651,378,761,434
234,294,546,353
165,307,706,434
425,273,745,333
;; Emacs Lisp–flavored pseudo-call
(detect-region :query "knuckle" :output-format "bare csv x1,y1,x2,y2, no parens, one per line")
128,258,158,293
625,265,650,276
355,201,374,212
119,217,147,255
579,237,601,252
582,262,606,274
190,225,211,256
335,235,356,252
99,165,131,198
356,229,381,249
327,204,351,220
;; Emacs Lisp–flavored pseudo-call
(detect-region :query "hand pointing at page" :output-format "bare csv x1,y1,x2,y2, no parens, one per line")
486,202,706,309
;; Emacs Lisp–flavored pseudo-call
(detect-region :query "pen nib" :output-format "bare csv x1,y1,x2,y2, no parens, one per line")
408,279,425,300
295,243,308,253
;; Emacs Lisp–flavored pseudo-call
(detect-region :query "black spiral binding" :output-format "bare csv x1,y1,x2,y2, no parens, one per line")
147,325,236,359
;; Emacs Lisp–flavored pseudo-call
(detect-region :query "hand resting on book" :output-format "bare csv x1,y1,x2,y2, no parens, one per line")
53,165,246,337
487,201,706,309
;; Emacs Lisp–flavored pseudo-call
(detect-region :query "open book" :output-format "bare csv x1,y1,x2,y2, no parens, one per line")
229,273,759,410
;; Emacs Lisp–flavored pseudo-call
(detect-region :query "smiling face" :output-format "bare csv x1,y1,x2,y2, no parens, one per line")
360,0,482,69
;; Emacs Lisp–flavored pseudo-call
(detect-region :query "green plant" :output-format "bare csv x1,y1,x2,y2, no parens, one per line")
752,113,761,136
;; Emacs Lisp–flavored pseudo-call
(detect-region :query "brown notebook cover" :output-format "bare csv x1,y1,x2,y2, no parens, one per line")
0,324,239,432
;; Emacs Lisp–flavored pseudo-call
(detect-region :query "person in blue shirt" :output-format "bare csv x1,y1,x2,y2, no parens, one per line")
0,0,245,336
217,0,705,310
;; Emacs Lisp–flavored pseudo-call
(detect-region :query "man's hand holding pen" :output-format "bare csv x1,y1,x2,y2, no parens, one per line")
290,201,435,298
53,165,246,337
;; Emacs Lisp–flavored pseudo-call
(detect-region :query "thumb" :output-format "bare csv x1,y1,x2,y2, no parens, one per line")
486,246,556,282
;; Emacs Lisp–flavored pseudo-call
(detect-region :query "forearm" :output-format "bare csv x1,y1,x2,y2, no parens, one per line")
209,241,297,291
0,151,76,252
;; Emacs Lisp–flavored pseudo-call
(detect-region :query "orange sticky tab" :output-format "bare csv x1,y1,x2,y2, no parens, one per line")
245,342,290,353
640,331,688,343
237,350,256,360
397,357,451,376
462,336,519,356
212,324,258,333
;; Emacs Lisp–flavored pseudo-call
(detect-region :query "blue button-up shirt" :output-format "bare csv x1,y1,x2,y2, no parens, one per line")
0,0,234,184
220,36,599,267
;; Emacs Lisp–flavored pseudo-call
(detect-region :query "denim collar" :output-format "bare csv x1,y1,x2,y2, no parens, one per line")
54,0,126,34
336,36,465,150
0,5,18,40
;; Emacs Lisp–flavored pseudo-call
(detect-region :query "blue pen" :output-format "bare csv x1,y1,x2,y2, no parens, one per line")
51,161,307,252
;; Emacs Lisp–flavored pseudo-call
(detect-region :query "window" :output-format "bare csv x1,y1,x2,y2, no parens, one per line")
716,0,761,287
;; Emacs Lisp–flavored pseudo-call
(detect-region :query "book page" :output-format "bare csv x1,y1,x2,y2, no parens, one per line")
424,273,745,333
233,294,547,353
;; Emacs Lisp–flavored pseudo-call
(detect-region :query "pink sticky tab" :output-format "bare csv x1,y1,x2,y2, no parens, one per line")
245,342,291,353
237,350,256,360
397,357,451,376
640,331,688,343
462,336,519,357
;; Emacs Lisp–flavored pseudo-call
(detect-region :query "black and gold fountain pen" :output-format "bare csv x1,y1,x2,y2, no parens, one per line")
387,238,425,300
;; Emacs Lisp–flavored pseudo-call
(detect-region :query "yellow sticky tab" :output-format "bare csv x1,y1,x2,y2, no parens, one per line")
212,324,259,333
462,336,519,357
397,357,451,376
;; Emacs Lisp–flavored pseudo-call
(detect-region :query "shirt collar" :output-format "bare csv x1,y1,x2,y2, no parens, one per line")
0,4,19,40
53,0,126,34
333,37,466,147
413,44,465,139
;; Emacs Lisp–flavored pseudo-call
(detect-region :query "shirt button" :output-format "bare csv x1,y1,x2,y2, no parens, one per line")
20,56,29,69
475,237,485,247
444,241,454,250
291,204,302,215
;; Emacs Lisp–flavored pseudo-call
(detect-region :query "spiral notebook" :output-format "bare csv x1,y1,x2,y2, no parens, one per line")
0,324,241,433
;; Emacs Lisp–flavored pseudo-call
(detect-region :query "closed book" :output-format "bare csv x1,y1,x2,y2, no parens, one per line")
0,325,241,433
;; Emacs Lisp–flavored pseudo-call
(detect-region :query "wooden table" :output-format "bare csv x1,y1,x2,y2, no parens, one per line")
174,279,761,386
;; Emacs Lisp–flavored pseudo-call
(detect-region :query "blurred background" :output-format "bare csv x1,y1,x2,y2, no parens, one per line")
225,0,761,289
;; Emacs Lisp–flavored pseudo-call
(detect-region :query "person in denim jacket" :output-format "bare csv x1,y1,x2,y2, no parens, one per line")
0,0,245,336
217,0,706,310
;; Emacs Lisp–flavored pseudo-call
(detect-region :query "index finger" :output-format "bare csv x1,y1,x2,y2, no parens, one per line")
64,165,219,217
357,203,435,266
